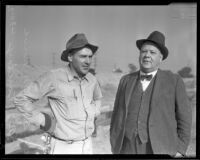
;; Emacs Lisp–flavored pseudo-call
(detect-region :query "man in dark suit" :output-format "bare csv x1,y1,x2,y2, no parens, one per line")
110,31,192,157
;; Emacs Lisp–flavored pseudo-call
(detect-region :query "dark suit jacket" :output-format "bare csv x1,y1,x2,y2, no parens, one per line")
110,69,192,155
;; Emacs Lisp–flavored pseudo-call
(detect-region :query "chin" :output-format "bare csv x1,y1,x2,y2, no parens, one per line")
141,68,152,73
142,63,151,67
81,71,89,75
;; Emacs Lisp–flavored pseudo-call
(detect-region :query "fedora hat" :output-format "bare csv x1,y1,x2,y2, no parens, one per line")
61,33,98,62
136,31,168,60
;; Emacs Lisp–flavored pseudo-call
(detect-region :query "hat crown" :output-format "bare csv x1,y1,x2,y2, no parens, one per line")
66,33,88,49
136,30,168,60
61,33,98,62
147,31,165,46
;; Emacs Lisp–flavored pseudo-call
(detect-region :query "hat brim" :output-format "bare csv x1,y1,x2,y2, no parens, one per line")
61,43,98,62
136,39,168,60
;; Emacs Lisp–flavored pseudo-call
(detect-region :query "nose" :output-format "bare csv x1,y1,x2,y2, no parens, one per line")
85,57,91,64
144,51,151,57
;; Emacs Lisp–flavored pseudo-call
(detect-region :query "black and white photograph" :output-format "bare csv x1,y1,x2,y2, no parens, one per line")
4,3,196,157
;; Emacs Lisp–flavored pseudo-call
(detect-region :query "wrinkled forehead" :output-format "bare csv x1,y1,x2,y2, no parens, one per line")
70,46,93,56
74,47,93,56
141,41,161,52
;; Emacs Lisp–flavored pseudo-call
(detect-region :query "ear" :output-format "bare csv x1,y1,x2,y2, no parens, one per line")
160,53,163,62
68,54,73,62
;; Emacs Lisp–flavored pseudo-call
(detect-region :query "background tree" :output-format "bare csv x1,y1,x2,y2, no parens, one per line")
52,52,56,68
177,66,194,78
89,68,96,75
128,63,137,73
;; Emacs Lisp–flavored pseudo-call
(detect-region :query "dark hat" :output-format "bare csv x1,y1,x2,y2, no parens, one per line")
136,31,168,60
61,33,98,62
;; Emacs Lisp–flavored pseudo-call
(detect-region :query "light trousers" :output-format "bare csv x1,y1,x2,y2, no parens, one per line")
50,137,93,154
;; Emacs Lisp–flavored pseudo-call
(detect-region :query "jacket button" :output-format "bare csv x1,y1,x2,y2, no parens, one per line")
149,123,153,127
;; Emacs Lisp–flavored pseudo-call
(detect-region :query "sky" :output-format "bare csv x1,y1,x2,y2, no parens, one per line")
6,4,196,74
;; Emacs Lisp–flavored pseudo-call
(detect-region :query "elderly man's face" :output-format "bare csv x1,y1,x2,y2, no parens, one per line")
139,42,163,73
68,47,93,77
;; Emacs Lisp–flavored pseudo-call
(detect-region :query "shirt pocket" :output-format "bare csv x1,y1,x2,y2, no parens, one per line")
54,88,85,120
63,96,87,120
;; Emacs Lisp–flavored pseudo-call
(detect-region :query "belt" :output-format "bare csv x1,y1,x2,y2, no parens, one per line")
52,135,89,144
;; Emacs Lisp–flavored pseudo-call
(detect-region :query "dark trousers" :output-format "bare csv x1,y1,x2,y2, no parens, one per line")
120,135,153,154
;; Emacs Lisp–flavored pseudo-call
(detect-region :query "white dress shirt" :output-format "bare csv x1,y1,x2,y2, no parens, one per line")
140,70,158,91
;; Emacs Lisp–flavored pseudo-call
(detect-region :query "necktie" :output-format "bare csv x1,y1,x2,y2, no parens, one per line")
140,74,153,81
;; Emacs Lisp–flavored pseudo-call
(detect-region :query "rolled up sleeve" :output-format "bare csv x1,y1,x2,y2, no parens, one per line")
14,71,56,133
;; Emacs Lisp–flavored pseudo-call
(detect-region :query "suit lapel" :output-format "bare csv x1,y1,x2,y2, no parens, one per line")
125,71,139,109
124,70,165,112
150,69,164,111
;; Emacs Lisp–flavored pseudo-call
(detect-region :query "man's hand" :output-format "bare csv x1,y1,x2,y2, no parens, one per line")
24,111,45,127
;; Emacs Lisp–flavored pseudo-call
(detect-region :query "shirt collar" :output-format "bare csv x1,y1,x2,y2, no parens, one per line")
140,69,158,79
65,65,89,82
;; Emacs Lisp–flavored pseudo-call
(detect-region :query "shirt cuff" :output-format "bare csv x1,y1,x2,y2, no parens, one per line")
40,112,52,131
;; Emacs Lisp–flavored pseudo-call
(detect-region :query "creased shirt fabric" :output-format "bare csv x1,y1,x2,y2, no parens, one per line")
14,65,103,141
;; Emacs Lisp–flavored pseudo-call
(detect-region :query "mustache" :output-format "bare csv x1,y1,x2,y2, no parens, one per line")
82,65,90,67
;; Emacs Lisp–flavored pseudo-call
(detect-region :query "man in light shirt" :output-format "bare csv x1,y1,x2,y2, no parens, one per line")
110,31,192,157
14,33,102,154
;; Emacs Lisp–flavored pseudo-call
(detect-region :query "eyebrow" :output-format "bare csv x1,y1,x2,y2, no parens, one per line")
140,49,157,52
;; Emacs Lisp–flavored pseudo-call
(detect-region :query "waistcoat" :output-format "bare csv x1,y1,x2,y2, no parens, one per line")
125,76,156,143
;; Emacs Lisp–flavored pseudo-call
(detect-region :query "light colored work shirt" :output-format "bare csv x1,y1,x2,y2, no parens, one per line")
14,65,103,141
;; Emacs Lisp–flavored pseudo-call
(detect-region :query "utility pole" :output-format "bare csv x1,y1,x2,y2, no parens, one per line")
24,28,32,67
52,52,56,68
6,6,16,104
